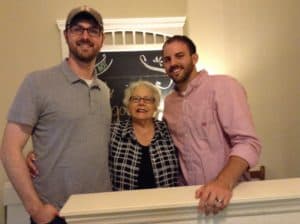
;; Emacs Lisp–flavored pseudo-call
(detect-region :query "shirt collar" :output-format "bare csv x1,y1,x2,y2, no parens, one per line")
121,119,166,140
175,69,209,96
121,119,133,138
61,59,100,88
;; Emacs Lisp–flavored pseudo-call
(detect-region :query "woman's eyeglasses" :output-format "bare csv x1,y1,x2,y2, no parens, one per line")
129,96,155,104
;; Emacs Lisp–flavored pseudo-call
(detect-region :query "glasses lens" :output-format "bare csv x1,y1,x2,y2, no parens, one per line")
143,97,155,104
130,96,155,104
69,26,83,35
88,27,100,36
69,26,100,37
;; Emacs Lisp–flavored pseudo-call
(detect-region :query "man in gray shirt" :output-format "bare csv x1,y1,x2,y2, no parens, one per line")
1,6,111,224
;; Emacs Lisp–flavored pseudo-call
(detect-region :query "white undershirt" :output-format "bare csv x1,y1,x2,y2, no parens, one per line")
82,78,93,87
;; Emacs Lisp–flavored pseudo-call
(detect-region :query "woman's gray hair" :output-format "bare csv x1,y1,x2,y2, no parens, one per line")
123,80,161,110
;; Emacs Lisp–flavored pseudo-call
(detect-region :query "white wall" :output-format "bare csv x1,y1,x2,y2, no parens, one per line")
186,0,300,179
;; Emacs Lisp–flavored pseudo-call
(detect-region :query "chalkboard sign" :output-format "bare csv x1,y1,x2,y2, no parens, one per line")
95,50,174,121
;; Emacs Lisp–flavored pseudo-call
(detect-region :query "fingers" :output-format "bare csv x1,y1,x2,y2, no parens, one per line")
26,152,39,178
214,198,225,210
195,182,232,215
198,197,225,215
31,203,58,224
198,191,222,215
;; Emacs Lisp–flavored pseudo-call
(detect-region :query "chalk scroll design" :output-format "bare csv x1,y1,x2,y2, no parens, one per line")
95,54,113,76
112,105,127,122
93,51,174,122
139,55,173,90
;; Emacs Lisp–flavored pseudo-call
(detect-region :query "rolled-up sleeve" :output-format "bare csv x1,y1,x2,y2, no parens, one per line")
215,77,261,168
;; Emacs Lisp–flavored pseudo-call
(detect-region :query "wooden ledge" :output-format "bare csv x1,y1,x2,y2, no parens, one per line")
60,178,300,223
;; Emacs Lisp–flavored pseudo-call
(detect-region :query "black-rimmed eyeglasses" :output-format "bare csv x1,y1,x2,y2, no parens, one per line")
68,25,101,37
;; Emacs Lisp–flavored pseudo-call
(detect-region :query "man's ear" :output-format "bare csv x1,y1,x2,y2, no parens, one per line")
99,32,105,49
63,30,68,42
192,53,199,65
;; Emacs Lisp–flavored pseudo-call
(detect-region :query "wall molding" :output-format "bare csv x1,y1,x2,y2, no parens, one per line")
56,17,186,58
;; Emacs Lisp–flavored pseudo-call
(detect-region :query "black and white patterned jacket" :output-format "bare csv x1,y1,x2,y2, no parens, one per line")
109,119,179,191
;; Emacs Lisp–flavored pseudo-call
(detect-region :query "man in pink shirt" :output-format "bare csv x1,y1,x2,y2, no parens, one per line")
162,35,261,215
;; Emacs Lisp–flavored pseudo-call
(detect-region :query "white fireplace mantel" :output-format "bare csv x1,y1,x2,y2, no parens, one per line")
60,178,300,224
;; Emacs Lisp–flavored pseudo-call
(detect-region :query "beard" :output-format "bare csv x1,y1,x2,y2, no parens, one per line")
167,60,194,84
68,39,100,63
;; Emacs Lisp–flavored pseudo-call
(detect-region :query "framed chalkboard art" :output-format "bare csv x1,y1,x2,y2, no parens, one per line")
96,50,174,121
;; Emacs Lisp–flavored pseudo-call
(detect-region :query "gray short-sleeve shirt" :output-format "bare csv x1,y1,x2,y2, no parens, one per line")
8,60,112,209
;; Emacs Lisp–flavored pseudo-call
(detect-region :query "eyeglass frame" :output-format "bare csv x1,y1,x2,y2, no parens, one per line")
129,96,155,104
67,24,102,37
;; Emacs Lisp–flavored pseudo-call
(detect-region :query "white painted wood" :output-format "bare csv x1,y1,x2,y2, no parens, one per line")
5,205,29,224
3,182,29,224
4,179,300,223
60,178,300,224
56,17,186,57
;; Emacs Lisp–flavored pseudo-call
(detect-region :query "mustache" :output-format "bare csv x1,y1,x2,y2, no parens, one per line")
168,65,183,73
76,39,94,47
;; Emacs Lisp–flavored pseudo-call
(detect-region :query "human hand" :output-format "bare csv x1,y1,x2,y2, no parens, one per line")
26,151,39,178
195,179,232,215
30,203,59,224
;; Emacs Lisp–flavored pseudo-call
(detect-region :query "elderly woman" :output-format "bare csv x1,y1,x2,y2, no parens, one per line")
26,80,179,190
110,80,179,190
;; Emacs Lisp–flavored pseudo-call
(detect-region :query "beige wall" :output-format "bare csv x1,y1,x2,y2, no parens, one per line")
187,0,300,179
1,0,300,223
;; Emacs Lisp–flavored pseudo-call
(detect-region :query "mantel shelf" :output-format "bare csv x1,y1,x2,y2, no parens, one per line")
60,178,300,224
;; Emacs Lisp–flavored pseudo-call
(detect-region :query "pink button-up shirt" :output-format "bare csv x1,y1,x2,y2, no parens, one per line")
163,71,261,185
